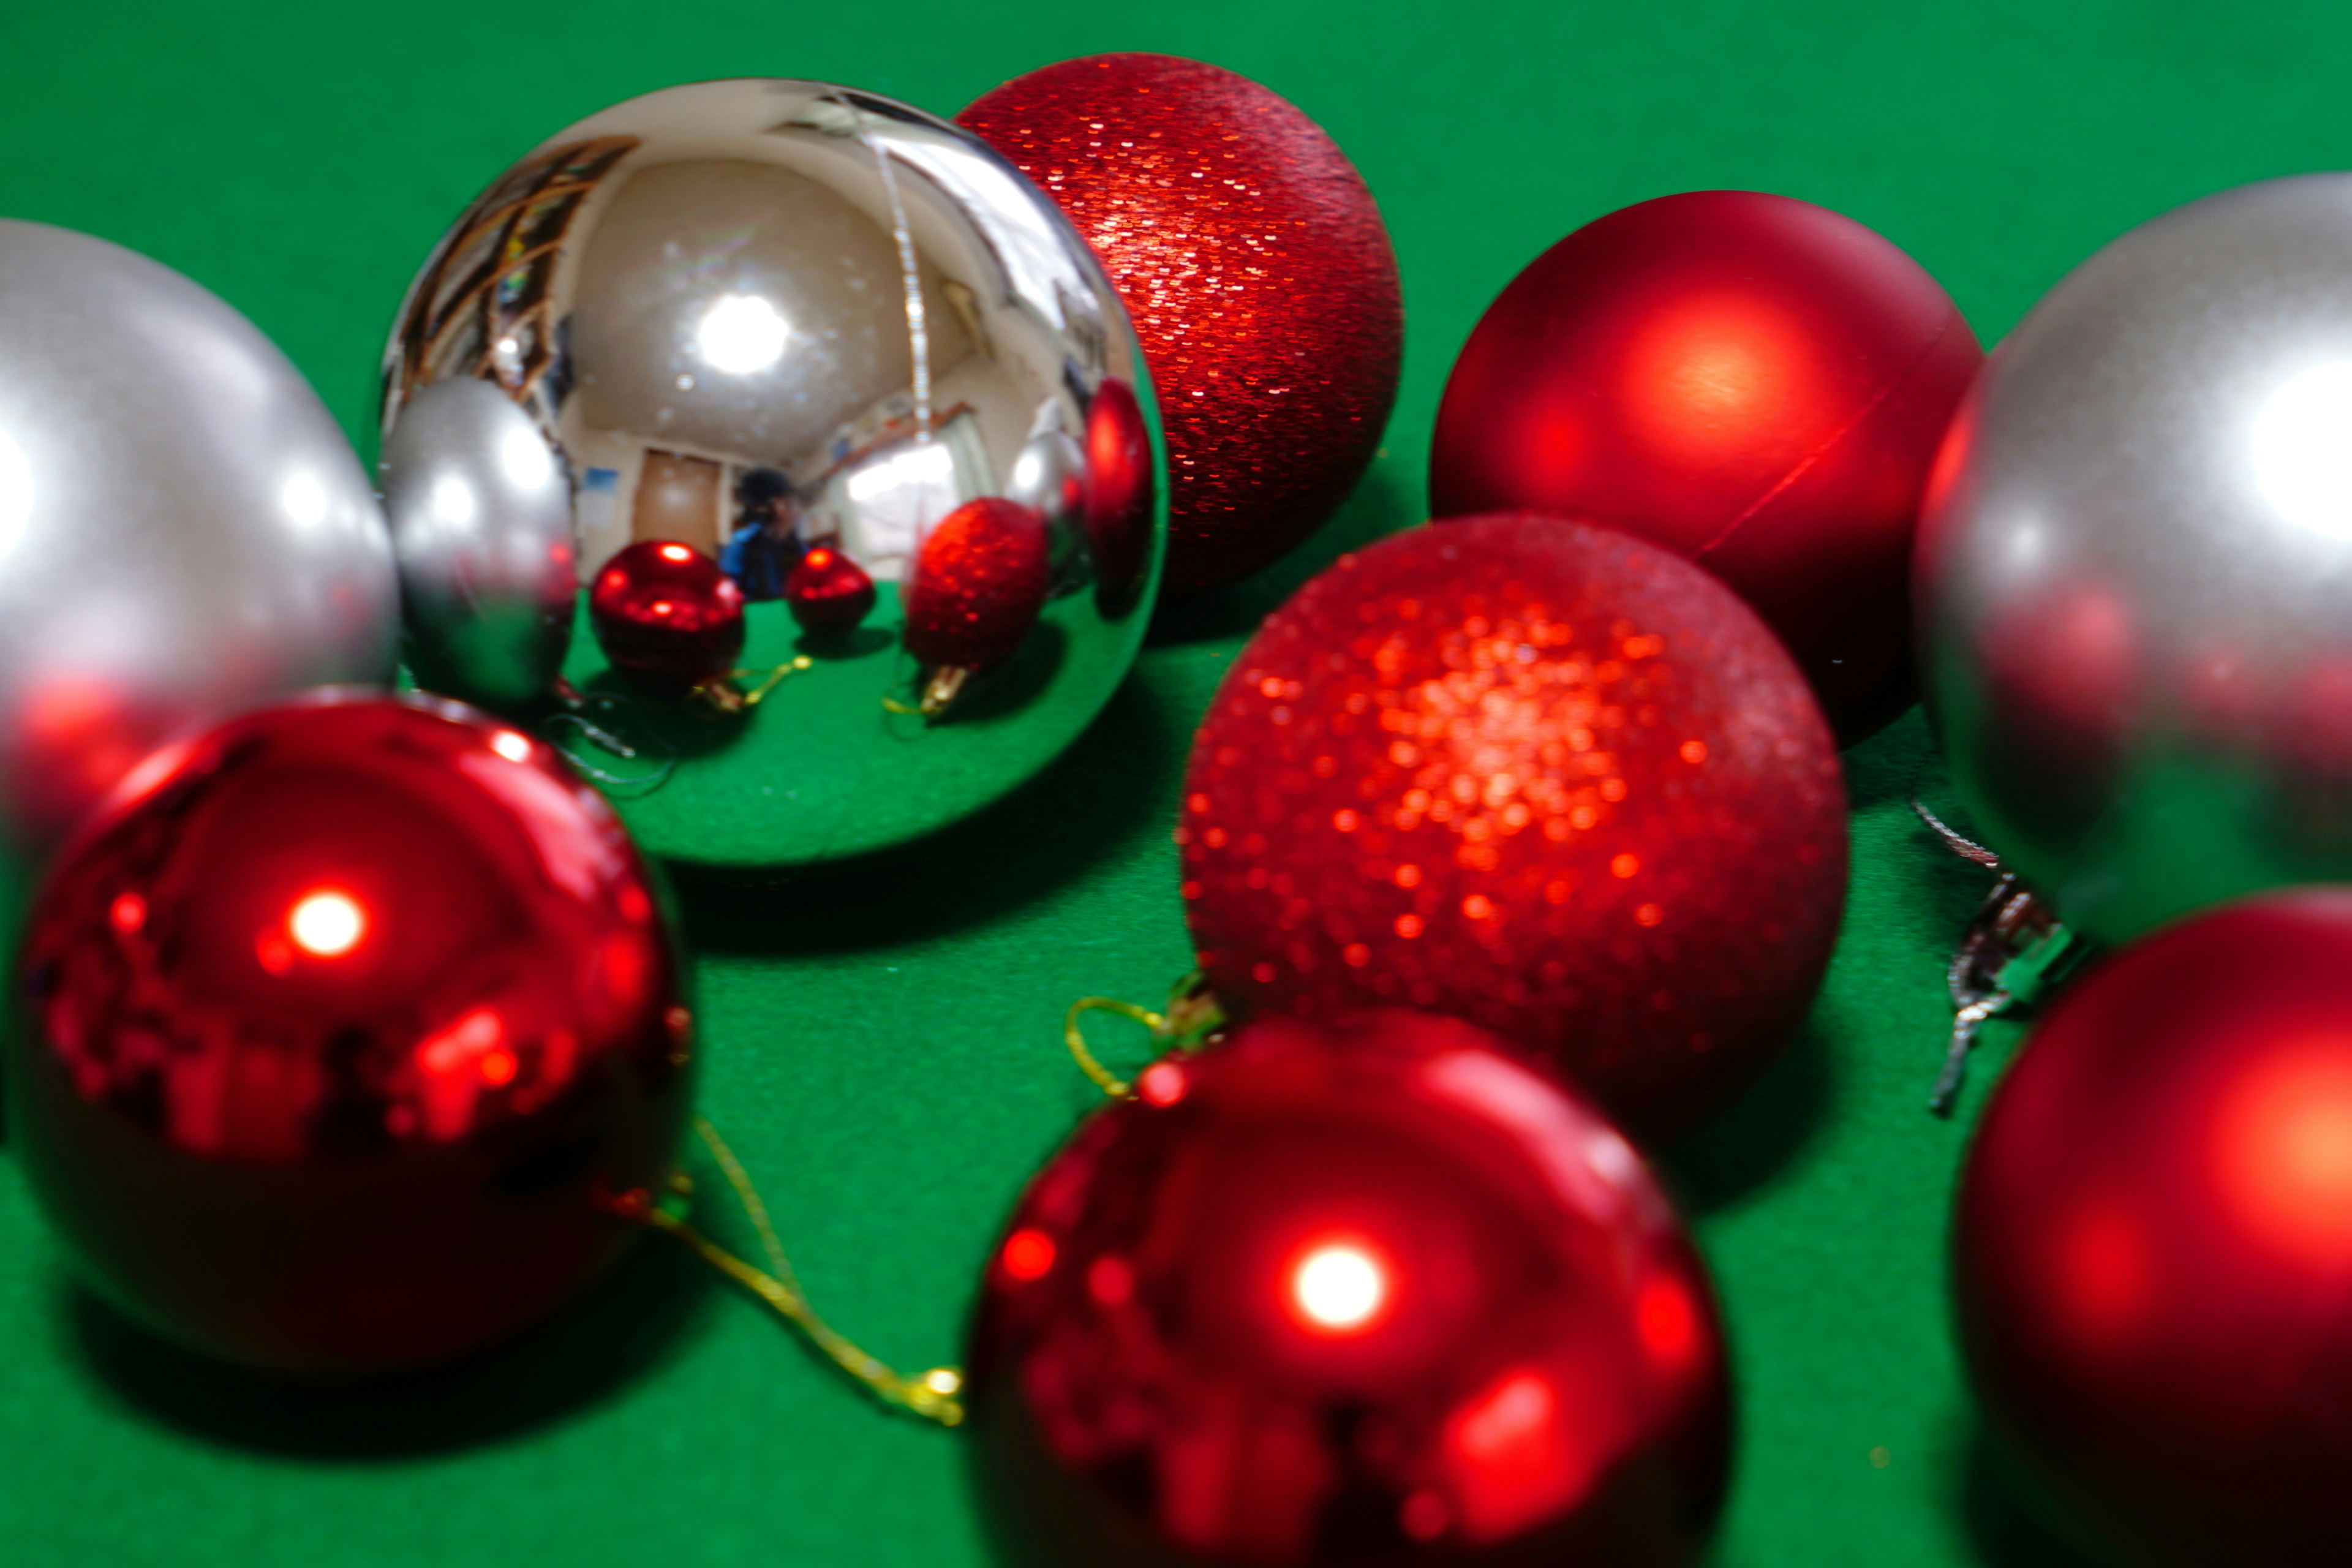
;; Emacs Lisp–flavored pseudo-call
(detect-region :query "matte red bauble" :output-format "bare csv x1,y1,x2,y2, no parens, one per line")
963,54,1401,594
589,539,745,689
905,497,1052,696
1181,514,1845,1142
1430,190,1982,744
4,694,692,1373
1955,891,2352,1566
783,545,877,636
967,1010,1730,1568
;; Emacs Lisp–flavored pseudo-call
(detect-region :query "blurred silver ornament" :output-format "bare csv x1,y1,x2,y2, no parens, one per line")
1920,173,2352,944
378,79,1164,870
0,220,397,856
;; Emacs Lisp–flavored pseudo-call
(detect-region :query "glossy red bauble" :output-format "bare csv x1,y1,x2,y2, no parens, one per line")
589,539,745,689
1181,514,1845,1142
967,1010,1730,1567
1955,891,2352,1566
4,694,693,1373
963,55,1402,594
1084,375,1155,603
905,497,1052,674
783,545,877,636
1430,190,1982,744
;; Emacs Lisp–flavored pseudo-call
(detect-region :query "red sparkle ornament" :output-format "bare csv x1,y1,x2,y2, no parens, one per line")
962,55,1402,594
903,497,1051,715
4,694,692,1373
1956,891,2352,1566
968,1010,1730,1567
589,539,745,691
783,545,877,636
1181,514,1845,1142
1430,190,1983,744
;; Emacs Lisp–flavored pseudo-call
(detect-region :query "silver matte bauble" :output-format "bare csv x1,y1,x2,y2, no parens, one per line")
0,220,398,856
1920,174,2352,943
379,79,1165,871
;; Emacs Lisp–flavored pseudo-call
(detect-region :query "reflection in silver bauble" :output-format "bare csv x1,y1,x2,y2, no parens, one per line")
1920,175,2352,943
0,220,398,856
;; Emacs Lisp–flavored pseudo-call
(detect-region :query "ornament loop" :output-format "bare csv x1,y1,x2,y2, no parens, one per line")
1063,973,1229,1099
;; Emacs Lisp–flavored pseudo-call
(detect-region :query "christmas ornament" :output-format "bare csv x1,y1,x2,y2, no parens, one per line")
380,376,575,710
968,1009,1731,1567
3,693,692,1373
379,78,1164,870
962,53,1400,594
1182,514,1845,1142
1084,376,1153,604
783,544,877,636
589,540,747,698
1430,190,1981,745
1954,889,2352,1566
0,219,397,857
903,497,1050,715
1920,173,2352,945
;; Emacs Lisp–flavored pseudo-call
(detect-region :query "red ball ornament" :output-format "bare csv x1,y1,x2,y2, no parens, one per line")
589,539,746,690
1084,375,1154,603
783,544,877,636
4,694,692,1373
1955,891,2352,1566
1430,190,1983,744
904,497,1051,712
1181,514,1845,1142
967,1009,1730,1567
962,55,1402,594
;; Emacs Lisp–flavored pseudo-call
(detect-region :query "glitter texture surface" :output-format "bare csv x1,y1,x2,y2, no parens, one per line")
962,55,1403,594
1180,514,1848,1142
904,496,1050,671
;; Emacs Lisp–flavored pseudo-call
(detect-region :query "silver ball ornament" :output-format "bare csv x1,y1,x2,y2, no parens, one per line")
1920,175,2352,943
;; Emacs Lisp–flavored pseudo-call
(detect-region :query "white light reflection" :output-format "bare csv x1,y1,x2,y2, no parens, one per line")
281,472,329,530
2255,361,2352,539
500,426,556,491
846,440,956,503
696,294,791,375
431,475,477,527
0,428,31,557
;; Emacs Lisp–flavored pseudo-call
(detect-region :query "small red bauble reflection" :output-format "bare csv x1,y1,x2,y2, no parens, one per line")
1956,891,2352,1566
4,693,692,1373
967,1010,1730,1567
963,55,1401,594
904,497,1051,674
1430,190,1983,744
783,545,877,636
1084,375,1154,603
1181,514,1845,1142
589,539,745,688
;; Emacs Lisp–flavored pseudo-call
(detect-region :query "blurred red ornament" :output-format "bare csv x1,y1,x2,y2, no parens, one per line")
1084,375,1154,603
783,545,877,636
4,693,692,1373
1430,190,1982,744
968,1009,1730,1567
963,54,1401,594
1956,891,2352,1566
905,497,1050,714
1181,514,1845,1142
589,540,745,690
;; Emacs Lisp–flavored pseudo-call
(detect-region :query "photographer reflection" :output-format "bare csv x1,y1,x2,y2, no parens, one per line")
721,467,807,600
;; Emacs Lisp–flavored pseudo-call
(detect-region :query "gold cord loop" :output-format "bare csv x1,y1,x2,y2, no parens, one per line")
1063,973,1229,1099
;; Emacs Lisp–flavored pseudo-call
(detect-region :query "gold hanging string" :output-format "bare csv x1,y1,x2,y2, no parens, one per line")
1063,971,1229,1099
610,1116,965,1427
735,655,815,707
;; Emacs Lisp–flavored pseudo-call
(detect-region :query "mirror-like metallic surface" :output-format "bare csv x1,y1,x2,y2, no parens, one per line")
0,221,398,855
380,80,1165,870
1920,175,2352,943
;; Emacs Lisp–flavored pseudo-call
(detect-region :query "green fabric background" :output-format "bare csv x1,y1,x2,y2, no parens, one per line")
5,1,2350,1562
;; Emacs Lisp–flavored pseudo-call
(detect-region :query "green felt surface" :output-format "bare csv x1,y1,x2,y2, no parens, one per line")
5,2,2351,1564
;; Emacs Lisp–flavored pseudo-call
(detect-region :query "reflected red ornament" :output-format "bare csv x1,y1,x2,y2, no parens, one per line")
589,539,745,690
968,1010,1730,1567
4,693,692,1373
1956,891,2352,1566
1084,375,1154,603
783,545,877,636
963,55,1401,594
905,497,1051,713
1430,190,1982,744
1181,514,1845,1142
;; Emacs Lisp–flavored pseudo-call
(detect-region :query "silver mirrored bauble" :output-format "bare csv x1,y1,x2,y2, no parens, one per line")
0,220,398,858
379,79,1166,872
1920,174,2352,943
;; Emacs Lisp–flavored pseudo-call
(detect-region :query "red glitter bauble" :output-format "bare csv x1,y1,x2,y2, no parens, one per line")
783,545,877,636
1956,891,2352,1566
1084,375,1154,603
905,497,1051,673
589,539,745,689
3,694,692,1373
963,54,1403,594
1429,190,1983,745
1180,514,1845,1142
967,1009,1730,1567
